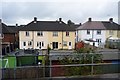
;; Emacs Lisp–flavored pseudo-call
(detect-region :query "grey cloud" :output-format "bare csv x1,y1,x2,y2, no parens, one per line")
2,0,119,25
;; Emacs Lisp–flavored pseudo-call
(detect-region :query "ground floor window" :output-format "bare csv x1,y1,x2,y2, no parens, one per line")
63,41,67,46
52,42,58,49
37,41,44,49
96,39,101,45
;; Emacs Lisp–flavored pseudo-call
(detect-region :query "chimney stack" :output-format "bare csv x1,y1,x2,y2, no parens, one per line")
88,18,92,22
109,18,113,23
59,18,62,22
79,23,82,26
34,17,37,23
0,19,1,24
16,23,18,27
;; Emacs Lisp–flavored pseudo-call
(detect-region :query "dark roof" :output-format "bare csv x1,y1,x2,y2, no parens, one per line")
2,23,22,34
77,21,120,30
7,26,22,33
74,24,81,29
102,21,120,30
2,23,10,33
20,21,76,31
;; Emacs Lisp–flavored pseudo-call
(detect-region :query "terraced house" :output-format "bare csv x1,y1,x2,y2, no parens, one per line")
1,22,21,54
77,18,120,47
19,17,76,50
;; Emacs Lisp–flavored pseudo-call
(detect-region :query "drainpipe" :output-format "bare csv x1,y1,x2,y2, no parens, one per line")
92,30,94,47
32,31,34,49
62,31,63,49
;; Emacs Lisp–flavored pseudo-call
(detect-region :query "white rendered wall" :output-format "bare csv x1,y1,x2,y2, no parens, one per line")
78,30,106,47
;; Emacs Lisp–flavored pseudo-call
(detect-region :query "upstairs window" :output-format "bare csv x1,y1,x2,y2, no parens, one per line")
37,31,43,36
66,32,69,36
53,32,58,37
97,30,101,35
87,30,90,35
109,30,114,35
26,31,29,36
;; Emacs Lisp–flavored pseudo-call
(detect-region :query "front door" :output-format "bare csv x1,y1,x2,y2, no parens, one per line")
52,42,58,49
68,42,72,49
37,42,44,49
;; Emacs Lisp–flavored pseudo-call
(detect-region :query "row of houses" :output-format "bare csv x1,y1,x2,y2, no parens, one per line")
1,17,120,53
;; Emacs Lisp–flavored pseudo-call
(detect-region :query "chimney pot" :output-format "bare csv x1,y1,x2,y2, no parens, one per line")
88,18,92,22
59,18,62,22
0,19,1,23
16,23,18,27
109,18,113,22
79,23,82,26
34,17,37,23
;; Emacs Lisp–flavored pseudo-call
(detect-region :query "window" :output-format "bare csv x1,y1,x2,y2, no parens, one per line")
66,32,69,36
109,30,114,35
69,42,71,46
28,41,32,46
53,32,58,36
37,42,44,47
37,42,42,49
63,41,67,46
42,41,44,47
37,42,39,47
37,31,43,36
26,31,29,36
96,39,101,43
23,42,26,46
96,39,101,45
97,30,101,35
87,30,90,34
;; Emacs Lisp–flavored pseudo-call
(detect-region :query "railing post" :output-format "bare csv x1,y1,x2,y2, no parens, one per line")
45,44,50,77
91,53,94,76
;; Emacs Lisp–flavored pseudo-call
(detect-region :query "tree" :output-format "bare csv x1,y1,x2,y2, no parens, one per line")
67,20,74,26
59,48,103,76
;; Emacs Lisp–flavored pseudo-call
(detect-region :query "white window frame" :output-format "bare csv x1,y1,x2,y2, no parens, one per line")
87,30,90,35
26,31,29,36
23,42,26,46
37,41,44,48
63,41,67,46
37,31,43,36
97,30,101,35
96,39,102,45
53,32,58,37
66,32,69,36
109,30,114,35
28,41,32,46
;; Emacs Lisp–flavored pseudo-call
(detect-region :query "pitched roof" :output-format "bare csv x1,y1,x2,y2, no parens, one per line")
20,21,76,31
77,21,106,30
74,24,81,29
7,26,22,33
77,21,120,30
2,23,10,33
102,21,120,30
2,23,22,34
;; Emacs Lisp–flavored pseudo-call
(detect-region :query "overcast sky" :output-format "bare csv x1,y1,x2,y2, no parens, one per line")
1,0,120,25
